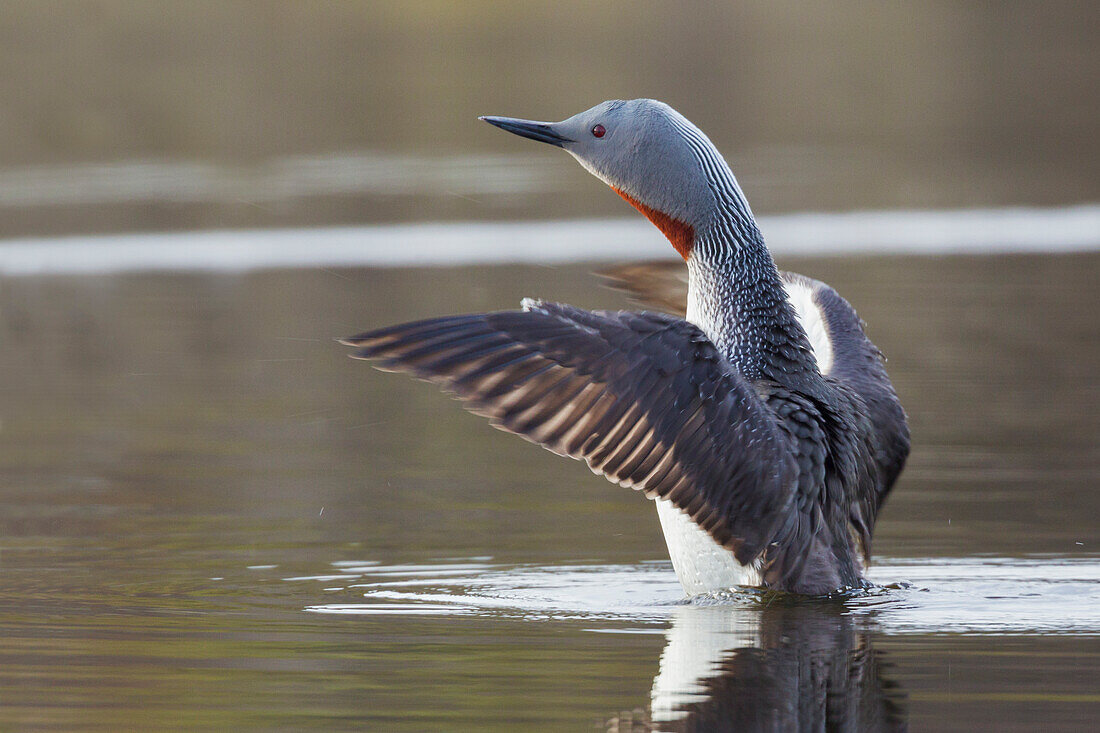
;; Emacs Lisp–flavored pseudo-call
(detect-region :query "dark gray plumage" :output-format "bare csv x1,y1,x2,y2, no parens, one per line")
345,301,797,568
601,262,910,551
345,100,910,595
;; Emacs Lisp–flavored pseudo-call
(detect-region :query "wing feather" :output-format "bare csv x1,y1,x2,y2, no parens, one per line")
598,261,909,524
344,301,798,563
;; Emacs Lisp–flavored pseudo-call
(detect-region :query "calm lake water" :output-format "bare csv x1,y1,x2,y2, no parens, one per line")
2,2,1097,729
1,240,1097,730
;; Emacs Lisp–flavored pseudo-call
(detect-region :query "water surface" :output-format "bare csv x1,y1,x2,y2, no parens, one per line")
1,248,1098,730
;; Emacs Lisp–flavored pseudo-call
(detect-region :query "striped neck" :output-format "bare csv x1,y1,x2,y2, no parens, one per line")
686,232,815,382
667,118,817,381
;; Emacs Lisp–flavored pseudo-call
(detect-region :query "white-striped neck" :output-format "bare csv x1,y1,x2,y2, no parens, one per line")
669,117,817,381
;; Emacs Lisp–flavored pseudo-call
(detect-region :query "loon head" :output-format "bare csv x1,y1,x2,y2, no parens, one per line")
482,99,744,261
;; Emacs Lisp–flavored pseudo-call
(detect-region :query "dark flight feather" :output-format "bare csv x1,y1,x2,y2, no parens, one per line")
598,261,910,554
343,300,800,565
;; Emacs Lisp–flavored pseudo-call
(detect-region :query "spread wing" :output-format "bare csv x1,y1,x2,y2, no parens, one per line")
789,275,910,515
599,261,909,507
343,300,798,564
599,261,689,316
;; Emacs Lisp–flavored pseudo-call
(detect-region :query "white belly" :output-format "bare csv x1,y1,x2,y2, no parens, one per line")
655,498,761,596
675,269,821,596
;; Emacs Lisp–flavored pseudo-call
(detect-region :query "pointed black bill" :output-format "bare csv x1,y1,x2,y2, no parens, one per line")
479,116,573,147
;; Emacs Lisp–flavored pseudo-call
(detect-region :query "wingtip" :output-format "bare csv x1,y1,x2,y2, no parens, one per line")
337,334,378,358
339,330,380,347
346,347,397,365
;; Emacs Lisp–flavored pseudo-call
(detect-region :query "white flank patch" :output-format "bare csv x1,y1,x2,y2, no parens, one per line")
654,498,760,596
783,280,834,374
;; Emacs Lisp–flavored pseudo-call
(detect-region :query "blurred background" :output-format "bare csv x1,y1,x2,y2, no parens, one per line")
0,1,1096,238
1,3,1099,731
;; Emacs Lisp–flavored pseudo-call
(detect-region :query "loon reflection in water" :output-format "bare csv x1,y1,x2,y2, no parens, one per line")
612,600,907,732
345,99,909,595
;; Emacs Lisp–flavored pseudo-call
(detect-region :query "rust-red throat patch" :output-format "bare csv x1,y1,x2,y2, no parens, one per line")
612,186,695,260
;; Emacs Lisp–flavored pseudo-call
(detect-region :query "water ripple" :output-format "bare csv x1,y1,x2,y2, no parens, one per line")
294,555,1100,635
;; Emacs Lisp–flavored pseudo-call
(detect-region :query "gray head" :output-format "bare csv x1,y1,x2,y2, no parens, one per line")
481,99,755,259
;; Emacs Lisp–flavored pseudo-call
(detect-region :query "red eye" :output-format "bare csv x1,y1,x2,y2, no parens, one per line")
591,124,606,138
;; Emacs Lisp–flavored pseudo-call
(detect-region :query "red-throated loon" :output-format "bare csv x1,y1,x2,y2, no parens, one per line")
343,99,910,596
